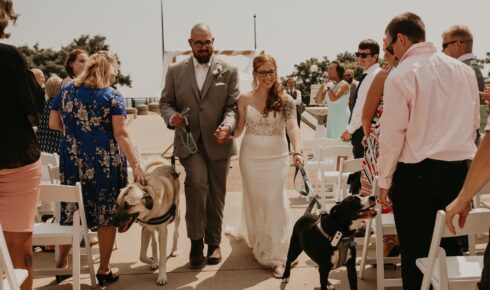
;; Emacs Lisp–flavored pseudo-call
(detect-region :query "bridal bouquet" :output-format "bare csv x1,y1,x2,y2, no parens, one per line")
324,80,336,90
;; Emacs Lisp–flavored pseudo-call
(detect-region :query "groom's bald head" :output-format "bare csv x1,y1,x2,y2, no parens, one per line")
190,23,213,39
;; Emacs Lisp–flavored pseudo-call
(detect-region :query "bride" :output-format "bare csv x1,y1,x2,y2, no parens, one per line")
231,54,303,278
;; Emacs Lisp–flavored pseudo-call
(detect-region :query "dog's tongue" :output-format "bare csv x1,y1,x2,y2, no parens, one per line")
118,217,135,233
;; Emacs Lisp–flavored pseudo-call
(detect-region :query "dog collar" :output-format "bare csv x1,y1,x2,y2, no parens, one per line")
138,203,177,225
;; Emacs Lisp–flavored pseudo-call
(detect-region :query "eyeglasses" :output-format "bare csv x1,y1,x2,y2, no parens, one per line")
191,40,214,49
255,70,276,77
355,52,374,58
442,40,460,49
386,34,397,55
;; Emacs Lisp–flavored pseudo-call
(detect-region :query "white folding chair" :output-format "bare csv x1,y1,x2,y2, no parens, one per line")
336,158,363,201
40,152,59,184
0,225,28,290
32,183,96,290
317,145,353,201
473,181,490,209
417,209,490,290
358,179,402,290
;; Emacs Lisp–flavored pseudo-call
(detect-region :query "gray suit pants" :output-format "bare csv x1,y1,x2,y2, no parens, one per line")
179,140,230,246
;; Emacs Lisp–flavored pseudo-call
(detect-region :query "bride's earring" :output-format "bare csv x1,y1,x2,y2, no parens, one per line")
252,76,259,90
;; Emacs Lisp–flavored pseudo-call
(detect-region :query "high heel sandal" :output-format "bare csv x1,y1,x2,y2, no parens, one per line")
96,271,119,286
55,274,72,283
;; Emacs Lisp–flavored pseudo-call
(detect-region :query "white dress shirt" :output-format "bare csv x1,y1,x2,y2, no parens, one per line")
377,42,480,189
346,64,381,134
457,53,476,62
193,56,211,91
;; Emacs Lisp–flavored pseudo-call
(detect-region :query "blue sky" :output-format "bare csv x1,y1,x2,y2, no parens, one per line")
4,0,490,98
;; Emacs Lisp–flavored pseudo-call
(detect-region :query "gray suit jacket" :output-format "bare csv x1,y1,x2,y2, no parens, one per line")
462,57,484,92
160,56,239,160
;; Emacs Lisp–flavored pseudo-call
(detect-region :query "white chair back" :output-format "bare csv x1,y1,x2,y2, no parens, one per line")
303,138,346,161
47,165,60,184
33,183,96,290
40,152,58,184
0,225,28,290
419,209,490,290
336,158,363,200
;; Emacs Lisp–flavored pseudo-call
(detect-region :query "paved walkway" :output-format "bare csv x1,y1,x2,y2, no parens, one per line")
33,114,403,290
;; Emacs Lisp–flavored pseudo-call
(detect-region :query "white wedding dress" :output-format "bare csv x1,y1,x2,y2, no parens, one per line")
237,104,294,267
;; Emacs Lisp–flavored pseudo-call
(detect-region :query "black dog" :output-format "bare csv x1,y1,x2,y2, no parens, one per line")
282,195,377,290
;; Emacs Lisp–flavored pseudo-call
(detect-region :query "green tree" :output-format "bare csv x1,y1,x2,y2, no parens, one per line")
281,57,330,105
18,34,131,87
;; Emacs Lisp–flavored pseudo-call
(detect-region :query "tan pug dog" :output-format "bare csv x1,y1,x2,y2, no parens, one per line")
114,159,180,286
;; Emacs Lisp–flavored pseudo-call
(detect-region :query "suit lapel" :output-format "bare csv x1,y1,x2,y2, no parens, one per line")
185,57,200,102
200,57,218,101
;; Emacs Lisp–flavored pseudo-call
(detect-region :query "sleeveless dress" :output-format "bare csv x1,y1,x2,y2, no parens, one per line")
325,80,350,138
360,100,383,196
237,100,295,267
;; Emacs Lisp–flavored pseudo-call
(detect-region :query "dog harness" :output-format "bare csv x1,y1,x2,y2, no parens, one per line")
137,156,180,226
316,221,355,269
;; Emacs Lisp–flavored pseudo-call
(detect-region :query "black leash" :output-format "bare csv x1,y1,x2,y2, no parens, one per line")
294,164,322,212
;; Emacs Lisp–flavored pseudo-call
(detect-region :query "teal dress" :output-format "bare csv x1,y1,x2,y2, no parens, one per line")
325,81,350,138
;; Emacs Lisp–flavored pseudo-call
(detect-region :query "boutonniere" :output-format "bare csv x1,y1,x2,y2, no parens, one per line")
212,64,224,81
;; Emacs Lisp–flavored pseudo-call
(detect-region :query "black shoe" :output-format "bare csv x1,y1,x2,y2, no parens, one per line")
55,274,72,284
189,238,204,268
96,271,119,287
207,245,222,265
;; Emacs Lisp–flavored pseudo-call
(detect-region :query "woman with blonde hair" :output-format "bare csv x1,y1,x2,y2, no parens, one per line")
229,54,303,277
36,74,63,153
0,1,45,289
50,51,146,286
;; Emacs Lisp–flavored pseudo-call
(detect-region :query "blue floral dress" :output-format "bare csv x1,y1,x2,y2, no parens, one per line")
52,83,128,230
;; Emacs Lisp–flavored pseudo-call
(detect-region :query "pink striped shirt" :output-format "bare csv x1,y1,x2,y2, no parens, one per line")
377,42,480,189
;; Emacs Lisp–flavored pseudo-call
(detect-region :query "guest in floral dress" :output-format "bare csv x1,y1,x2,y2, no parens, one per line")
36,75,63,153
49,51,146,286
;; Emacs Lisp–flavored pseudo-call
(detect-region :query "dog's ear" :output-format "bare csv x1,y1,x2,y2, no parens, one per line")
142,193,153,210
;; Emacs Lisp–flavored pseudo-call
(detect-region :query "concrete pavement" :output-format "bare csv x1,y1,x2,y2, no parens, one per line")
32,114,404,290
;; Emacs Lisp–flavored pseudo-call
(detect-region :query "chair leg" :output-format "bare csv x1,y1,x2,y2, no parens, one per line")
376,218,385,290
358,218,373,279
73,217,81,290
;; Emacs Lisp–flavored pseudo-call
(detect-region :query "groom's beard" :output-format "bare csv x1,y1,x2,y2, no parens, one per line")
194,49,212,64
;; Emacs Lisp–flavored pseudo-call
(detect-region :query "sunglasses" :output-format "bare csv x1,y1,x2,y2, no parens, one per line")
255,70,276,77
386,34,397,55
355,52,374,58
442,40,460,49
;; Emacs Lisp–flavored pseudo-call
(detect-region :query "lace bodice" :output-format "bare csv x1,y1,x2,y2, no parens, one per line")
245,105,286,136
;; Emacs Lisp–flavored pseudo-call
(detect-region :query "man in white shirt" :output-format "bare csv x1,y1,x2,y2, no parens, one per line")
442,24,484,144
341,39,381,194
378,12,480,289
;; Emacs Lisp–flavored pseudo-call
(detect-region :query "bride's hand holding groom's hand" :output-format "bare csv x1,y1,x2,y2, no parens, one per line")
214,124,232,144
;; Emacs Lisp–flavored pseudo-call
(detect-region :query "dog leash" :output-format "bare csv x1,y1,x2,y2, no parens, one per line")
294,164,322,212
176,107,197,154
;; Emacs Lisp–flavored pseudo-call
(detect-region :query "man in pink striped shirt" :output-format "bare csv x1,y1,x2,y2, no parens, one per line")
377,12,480,289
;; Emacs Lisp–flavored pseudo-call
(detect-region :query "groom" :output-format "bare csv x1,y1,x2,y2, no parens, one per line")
159,23,239,268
